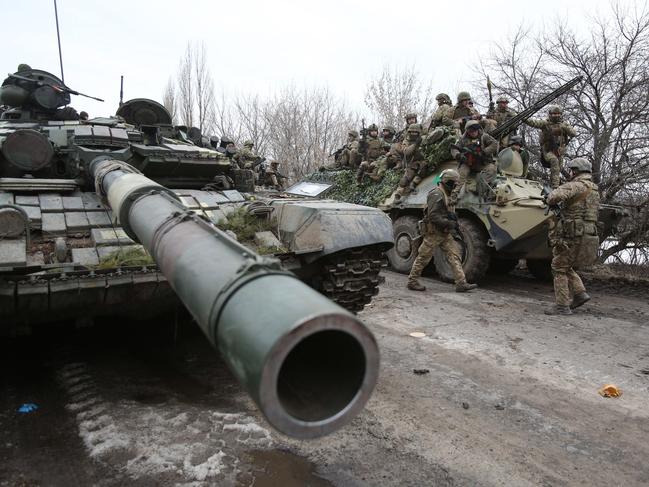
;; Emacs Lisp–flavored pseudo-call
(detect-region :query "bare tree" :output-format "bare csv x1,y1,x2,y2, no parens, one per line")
193,42,215,134
364,64,435,129
162,76,177,124
177,44,194,128
475,4,649,261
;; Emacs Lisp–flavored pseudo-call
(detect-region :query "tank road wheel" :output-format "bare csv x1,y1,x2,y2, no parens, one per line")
527,259,553,282
387,215,421,274
315,248,387,313
434,217,491,283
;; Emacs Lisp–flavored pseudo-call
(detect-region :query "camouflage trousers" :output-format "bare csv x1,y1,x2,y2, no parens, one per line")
451,162,497,204
395,160,427,198
408,227,466,285
543,152,562,188
551,238,587,306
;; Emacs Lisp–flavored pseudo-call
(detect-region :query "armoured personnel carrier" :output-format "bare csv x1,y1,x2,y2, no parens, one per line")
0,67,386,438
0,68,393,334
310,77,626,282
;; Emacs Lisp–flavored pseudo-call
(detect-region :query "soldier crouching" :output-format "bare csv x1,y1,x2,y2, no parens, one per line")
407,169,478,293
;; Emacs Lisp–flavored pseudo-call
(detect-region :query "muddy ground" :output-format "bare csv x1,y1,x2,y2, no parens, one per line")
1,270,648,486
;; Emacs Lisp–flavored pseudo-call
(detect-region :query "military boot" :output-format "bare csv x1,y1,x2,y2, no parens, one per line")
570,292,591,310
407,280,426,291
455,281,478,292
544,304,572,316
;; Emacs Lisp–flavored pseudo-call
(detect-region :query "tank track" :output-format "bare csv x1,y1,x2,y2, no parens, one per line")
318,248,387,313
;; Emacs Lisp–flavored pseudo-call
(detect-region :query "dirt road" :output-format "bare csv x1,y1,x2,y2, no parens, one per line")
1,271,648,486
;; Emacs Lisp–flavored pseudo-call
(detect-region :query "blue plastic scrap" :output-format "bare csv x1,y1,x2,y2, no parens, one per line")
17,403,39,414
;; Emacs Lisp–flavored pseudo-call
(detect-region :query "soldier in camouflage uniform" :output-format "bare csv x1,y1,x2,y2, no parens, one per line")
486,95,517,146
356,123,388,182
428,93,455,130
263,160,287,190
407,169,478,292
327,130,360,170
508,135,530,177
524,105,576,188
453,92,481,132
392,123,427,199
381,126,396,145
449,120,499,205
234,140,263,169
544,158,599,315
395,113,419,142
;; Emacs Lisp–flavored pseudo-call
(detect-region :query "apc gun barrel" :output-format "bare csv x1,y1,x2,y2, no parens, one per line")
88,157,379,439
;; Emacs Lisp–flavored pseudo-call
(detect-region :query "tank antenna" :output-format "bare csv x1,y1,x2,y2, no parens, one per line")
119,75,124,106
53,0,65,83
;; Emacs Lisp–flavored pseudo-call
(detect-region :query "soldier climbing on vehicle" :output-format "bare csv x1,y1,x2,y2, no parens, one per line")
524,105,576,188
449,120,499,205
407,168,478,293
543,157,599,315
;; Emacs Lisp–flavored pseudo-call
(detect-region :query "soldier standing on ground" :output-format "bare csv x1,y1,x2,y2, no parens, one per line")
407,169,478,292
487,95,517,146
428,93,455,130
524,105,576,188
543,158,599,315
449,120,499,205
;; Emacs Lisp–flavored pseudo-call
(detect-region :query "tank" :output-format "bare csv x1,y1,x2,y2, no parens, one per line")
0,68,385,438
0,68,393,334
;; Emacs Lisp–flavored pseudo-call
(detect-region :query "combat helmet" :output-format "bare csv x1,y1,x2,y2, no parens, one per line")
548,105,563,121
383,125,396,134
404,113,417,121
243,140,254,147
348,129,359,138
508,135,523,146
457,91,471,103
436,93,452,104
368,123,379,132
440,168,460,183
496,95,509,103
567,158,592,173
406,123,423,134
464,120,481,132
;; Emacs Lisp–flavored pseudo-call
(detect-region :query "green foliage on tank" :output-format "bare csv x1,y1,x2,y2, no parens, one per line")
306,169,401,207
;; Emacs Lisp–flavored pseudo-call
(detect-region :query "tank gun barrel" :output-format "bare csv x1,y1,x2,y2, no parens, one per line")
88,157,379,439
491,76,583,140
7,73,104,102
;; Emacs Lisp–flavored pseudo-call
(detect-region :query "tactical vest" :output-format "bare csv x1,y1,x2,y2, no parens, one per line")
539,122,568,153
558,177,600,267
366,137,384,161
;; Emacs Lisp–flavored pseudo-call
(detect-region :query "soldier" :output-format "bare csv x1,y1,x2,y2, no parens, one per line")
392,123,427,199
407,169,478,292
395,113,419,142
543,158,599,315
487,95,517,146
449,120,499,205
263,160,287,190
234,140,262,169
79,111,89,121
381,126,396,145
524,105,576,188
428,93,454,130
356,123,387,182
507,135,530,177
452,91,480,132
16,64,32,72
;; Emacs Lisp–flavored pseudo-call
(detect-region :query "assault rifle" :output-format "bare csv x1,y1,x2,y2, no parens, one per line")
359,119,368,159
487,76,494,113
490,76,583,141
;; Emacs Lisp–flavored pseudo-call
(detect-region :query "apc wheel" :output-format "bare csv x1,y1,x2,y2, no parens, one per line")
527,259,553,281
386,215,421,274
434,217,491,283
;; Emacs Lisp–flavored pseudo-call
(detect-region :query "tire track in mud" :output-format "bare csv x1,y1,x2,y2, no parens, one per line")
56,360,276,485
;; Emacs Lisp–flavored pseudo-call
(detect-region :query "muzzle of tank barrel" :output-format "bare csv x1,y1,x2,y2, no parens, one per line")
88,157,379,438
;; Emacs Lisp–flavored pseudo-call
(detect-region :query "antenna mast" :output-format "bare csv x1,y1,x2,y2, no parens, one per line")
53,0,65,83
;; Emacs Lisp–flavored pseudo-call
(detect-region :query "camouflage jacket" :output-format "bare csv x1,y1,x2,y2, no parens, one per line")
547,174,599,224
429,104,455,129
487,107,517,126
524,118,576,154
425,187,455,232
364,136,387,162
234,147,260,168
450,132,498,167
390,138,424,166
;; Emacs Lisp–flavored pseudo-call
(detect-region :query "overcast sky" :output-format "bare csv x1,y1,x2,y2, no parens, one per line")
5,0,619,120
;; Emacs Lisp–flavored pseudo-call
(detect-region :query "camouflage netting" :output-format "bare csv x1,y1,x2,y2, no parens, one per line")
307,130,458,207
306,169,402,207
